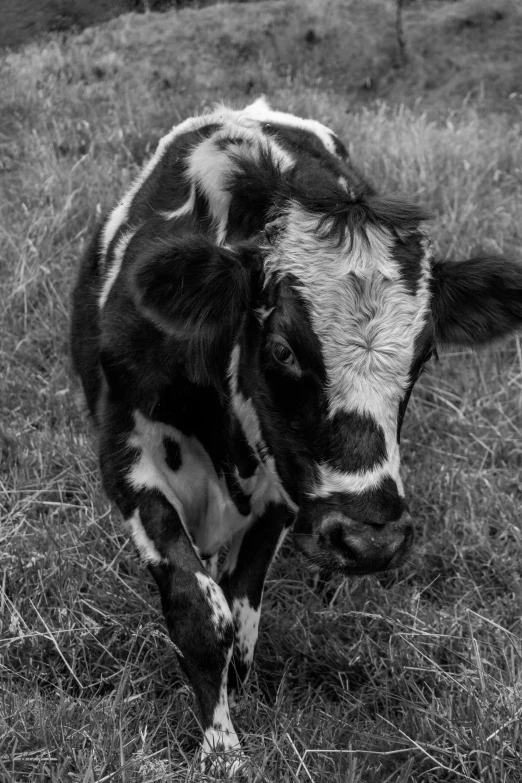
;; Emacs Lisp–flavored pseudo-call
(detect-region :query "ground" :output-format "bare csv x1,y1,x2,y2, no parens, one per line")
1,0,522,781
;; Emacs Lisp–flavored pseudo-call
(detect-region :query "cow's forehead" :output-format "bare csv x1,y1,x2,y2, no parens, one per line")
265,203,433,419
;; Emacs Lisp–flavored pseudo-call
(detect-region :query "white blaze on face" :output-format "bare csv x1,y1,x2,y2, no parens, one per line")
264,203,432,497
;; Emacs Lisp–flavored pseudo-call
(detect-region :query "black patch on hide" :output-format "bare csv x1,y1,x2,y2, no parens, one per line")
393,231,426,296
163,437,182,472
319,411,387,473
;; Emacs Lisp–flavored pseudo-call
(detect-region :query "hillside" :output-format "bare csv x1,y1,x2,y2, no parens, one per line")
2,1,522,781
2,0,522,116
1,0,174,50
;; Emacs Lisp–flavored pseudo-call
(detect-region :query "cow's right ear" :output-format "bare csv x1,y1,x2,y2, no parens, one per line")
132,234,261,385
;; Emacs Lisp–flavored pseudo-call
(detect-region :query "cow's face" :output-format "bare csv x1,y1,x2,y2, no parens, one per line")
230,202,434,574
134,201,522,576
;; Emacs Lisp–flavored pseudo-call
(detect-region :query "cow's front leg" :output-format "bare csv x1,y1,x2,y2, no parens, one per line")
220,504,295,696
134,492,245,777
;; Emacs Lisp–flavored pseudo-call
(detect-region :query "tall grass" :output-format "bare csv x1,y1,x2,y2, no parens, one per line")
1,1,522,780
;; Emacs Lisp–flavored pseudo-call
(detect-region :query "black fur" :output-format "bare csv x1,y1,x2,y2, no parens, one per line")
131,232,261,386
392,230,428,296
226,146,286,240
432,255,522,346
319,411,387,473
163,437,182,472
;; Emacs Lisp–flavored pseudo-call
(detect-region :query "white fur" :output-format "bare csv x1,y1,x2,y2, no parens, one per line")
200,684,244,776
98,228,136,308
186,135,237,244
312,440,402,499
195,573,233,635
128,411,252,557
185,122,293,244
244,96,339,157
238,461,297,517
231,597,260,677
127,509,165,565
228,346,265,457
264,203,430,416
272,524,291,561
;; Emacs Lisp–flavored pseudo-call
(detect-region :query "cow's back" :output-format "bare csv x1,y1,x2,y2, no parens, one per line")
97,100,366,309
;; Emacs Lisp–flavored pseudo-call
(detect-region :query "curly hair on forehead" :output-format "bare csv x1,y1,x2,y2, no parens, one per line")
231,140,429,240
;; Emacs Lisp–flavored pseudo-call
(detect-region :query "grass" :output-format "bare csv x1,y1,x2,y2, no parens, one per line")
1,0,522,780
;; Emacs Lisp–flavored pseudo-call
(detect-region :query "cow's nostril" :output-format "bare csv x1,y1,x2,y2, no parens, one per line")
327,524,363,561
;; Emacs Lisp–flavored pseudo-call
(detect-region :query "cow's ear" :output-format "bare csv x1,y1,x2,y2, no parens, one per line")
132,234,261,384
431,255,522,347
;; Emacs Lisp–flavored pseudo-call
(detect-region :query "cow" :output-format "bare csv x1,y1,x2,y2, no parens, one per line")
70,97,522,776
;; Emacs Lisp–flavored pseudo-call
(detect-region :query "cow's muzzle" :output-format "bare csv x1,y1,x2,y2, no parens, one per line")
294,513,413,575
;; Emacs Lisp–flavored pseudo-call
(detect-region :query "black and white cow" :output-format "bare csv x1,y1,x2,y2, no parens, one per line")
71,98,522,775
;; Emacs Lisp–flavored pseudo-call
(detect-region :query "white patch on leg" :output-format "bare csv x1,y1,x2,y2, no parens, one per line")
200,701,245,777
195,572,233,636
232,597,260,681
199,625,246,776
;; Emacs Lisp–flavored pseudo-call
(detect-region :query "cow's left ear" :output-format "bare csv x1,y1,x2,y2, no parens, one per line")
132,233,261,385
431,255,522,346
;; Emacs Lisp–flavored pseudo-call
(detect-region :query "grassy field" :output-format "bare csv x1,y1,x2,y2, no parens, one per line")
1,0,522,780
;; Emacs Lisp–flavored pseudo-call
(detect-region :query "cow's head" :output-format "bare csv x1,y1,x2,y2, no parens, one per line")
133,195,522,576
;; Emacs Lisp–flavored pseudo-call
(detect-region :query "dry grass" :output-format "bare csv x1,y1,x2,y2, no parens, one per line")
1,1,522,781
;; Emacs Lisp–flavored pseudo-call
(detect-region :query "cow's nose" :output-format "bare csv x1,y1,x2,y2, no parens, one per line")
356,496,409,527
319,513,413,573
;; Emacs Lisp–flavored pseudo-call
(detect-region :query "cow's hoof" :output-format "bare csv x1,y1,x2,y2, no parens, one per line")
200,741,248,779
227,689,240,710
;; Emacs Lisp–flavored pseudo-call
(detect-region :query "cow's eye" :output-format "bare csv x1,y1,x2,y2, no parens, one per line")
271,338,297,368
